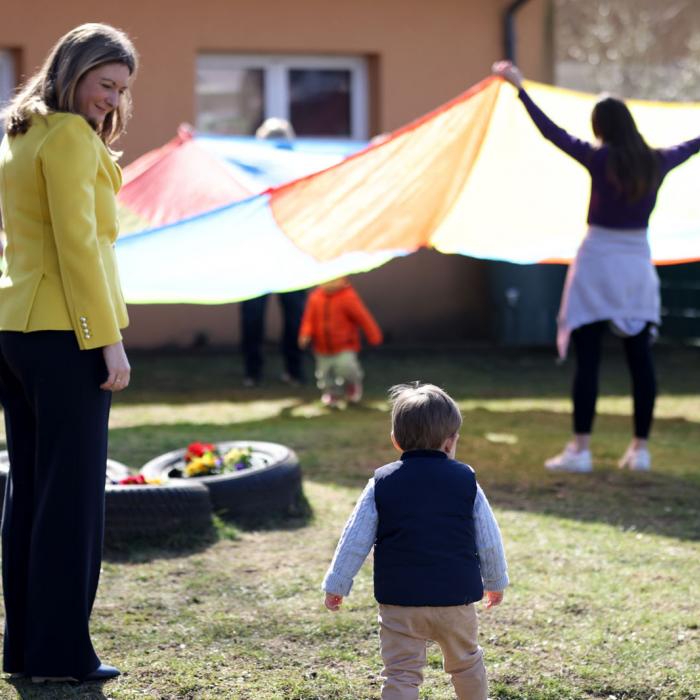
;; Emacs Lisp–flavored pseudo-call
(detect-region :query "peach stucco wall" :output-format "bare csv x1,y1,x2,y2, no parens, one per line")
1,0,552,348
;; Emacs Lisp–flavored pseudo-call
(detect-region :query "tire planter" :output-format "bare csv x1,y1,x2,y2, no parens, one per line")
140,440,302,521
104,478,212,546
0,451,213,543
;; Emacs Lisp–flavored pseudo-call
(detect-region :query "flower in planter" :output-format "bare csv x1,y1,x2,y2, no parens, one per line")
222,446,253,471
184,451,221,477
178,442,253,478
185,442,217,461
118,474,165,485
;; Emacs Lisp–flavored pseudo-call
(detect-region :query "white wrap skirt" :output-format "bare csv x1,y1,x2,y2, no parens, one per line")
557,225,660,358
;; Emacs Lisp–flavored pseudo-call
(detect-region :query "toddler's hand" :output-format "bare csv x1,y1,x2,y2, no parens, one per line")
484,590,503,609
298,335,311,350
324,593,343,611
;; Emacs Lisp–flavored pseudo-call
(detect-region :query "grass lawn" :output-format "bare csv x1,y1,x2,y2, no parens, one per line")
0,343,698,699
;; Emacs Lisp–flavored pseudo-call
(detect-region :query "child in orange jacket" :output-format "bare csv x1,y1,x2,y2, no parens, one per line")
298,277,382,406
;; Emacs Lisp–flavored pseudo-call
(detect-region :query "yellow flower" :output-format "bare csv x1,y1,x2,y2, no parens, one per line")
185,457,212,477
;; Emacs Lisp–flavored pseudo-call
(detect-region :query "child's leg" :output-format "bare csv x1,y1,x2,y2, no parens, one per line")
314,355,335,395
430,605,487,700
324,355,347,399
378,605,428,700
334,351,364,401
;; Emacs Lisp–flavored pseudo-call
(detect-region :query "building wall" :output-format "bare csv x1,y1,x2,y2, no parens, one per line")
0,0,552,348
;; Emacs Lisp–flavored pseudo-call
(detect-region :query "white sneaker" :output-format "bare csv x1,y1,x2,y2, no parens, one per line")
618,446,651,471
544,445,593,472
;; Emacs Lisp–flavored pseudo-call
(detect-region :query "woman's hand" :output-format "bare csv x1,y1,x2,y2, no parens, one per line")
101,341,131,392
492,60,524,89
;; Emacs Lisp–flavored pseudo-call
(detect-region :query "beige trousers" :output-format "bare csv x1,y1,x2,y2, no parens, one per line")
378,603,487,700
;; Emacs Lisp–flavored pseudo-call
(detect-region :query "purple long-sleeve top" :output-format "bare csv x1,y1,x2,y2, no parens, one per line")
518,88,700,229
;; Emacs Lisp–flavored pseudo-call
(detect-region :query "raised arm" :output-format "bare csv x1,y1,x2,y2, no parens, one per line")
492,60,595,168
658,136,700,176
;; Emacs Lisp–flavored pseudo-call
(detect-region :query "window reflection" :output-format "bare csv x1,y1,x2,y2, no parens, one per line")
196,66,264,135
289,69,351,137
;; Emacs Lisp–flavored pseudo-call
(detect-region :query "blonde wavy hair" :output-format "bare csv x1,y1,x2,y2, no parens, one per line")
3,23,138,146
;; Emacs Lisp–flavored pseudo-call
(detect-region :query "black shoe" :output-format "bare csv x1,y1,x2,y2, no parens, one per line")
84,664,120,681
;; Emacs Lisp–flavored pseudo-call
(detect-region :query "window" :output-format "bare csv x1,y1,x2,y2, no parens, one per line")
0,50,15,116
196,54,368,139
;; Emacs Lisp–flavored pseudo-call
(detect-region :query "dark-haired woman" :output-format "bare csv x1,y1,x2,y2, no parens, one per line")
492,61,700,473
0,24,137,682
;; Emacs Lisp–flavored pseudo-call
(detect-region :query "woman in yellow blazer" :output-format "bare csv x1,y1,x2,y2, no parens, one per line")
0,24,137,683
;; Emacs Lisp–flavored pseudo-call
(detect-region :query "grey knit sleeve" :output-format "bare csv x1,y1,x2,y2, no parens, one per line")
473,483,509,591
322,479,378,596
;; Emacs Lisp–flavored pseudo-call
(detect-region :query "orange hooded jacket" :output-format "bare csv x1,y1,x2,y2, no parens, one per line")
299,283,382,355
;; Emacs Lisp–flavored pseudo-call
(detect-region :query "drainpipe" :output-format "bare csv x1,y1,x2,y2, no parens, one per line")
504,0,534,62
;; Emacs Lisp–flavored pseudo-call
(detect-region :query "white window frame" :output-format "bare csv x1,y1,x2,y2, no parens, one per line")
197,53,369,139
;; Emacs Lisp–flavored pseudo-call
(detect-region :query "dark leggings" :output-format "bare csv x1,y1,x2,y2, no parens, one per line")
571,321,656,438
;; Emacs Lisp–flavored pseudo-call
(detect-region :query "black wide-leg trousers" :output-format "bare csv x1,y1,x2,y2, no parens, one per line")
0,331,110,679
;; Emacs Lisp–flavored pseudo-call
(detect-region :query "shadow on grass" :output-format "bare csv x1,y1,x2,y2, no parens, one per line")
103,489,314,563
457,404,700,541
222,487,314,534
6,676,110,699
112,344,700,406
103,522,220,563
484,451,700,542
107,400,699,542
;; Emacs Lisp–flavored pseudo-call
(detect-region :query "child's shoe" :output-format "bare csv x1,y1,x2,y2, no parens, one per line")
321,392,339,407
544,444,592,472
618,446,651,471
345,382,363,404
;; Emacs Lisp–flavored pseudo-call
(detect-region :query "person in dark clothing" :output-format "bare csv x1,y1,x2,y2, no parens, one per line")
322,382,508,700
240,117,306,386
241,289,306,386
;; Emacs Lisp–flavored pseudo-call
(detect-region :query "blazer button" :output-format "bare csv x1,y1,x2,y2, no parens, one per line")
79,316,87,322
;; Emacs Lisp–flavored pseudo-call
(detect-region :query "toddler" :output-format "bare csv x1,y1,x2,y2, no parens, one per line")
298,276,382,406
322,382,508,699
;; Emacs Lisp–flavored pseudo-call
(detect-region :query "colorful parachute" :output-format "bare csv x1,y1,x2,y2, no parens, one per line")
117,77,700,304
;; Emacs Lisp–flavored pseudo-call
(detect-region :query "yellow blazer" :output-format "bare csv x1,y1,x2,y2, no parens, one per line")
0,112,128,350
